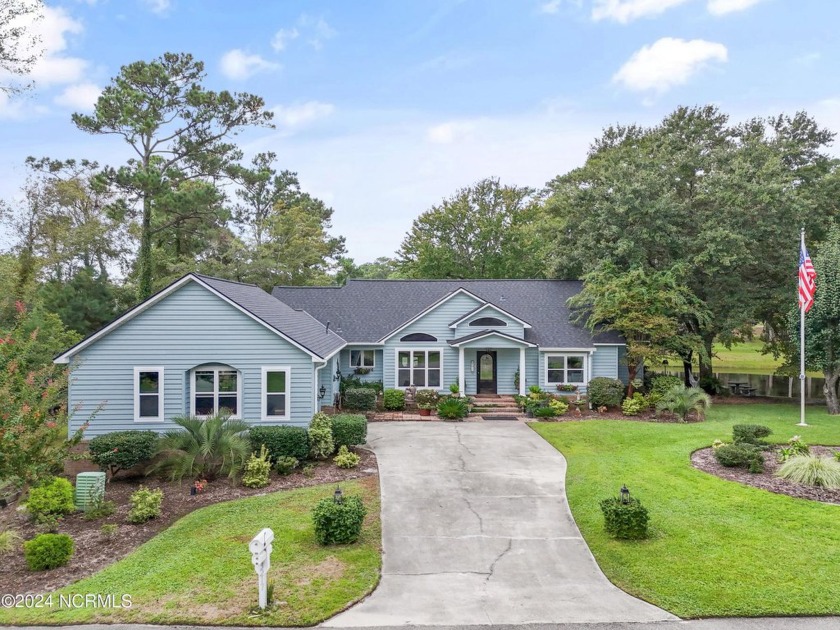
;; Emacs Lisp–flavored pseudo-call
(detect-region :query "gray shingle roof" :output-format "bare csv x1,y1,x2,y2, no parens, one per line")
195,274,346,359
271,279,624,348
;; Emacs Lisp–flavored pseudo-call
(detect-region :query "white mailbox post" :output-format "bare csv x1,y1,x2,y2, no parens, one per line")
249,528,274,609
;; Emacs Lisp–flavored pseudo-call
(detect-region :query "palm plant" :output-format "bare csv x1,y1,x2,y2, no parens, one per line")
656,384,712,422
150,415,251,481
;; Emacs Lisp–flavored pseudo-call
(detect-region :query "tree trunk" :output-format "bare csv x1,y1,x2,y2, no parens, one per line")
679,350,693,388
824,370,840,415
138,195,153,301
698,335,715,381
626,361,638,396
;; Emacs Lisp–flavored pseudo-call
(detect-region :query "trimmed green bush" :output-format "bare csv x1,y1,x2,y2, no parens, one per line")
621,394,646,416
89,430,158,477
383,388,406,411
334,445,361,469
714,443,764,473
733,424,772,445
312,495,367,545
533,406,558,418
650,375,682,396
242,445,272,489
274,456,299,476
330,414,367,449
345,387,376,411
436,397,469,420
27,477,75,524
777,455,840,489
309,412,335,459
24,533,74,571
249,425,309,462
600,497,649,540
587,377,624,408
127,486,163,524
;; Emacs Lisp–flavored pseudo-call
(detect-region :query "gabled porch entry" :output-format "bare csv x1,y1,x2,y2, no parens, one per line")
449,329,537,397
476,350,497,394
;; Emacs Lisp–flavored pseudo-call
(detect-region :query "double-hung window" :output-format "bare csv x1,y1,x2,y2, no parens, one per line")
546,354,586,385
134,367,164,422
192,366,239,417
261,366,291,420
350,350,375,368
397,350,441,388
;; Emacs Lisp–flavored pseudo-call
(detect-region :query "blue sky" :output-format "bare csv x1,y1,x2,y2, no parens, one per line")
2,0,839,262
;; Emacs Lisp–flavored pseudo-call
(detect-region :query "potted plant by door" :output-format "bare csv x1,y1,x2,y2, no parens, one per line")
449,382,461,397
415,389,439,417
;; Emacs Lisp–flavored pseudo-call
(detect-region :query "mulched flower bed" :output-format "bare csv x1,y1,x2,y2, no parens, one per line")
692,445,840,504
0,448,377,596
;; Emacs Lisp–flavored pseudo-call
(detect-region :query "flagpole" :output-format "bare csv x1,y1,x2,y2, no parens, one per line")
799,227,808,427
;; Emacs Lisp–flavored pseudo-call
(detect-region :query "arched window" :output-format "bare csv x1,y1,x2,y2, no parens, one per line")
190,364,240,418
400,333,437,342
469,317,506,327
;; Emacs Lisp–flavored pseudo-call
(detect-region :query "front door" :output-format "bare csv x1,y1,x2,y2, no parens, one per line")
476,351,497,394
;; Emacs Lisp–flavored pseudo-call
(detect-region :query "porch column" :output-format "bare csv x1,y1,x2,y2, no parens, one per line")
458,346,465,395
519,347,526,396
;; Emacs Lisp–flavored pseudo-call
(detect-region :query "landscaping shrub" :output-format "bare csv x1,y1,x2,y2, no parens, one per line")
152,415,250,481
339,376,382,398
27,477,75,524
714,443,764,473
776,455,840,489
383,388,406,411
344,387,376,411
312,495,367,545
621,394,646,416
656,385,712,422
549,398,569,415
330,414,367,449
699,374,725,396
250,425,309,462
82,496,116,521
100,523,118,539
127,486,164,524
274,456,299,475
733,424,772,446
587,377,624,408
779,435,810,462
89,430,158,478
0,529,21,556
436,397,469,420
23,533,74,571
334,445,361,469
309,412,335,459
599,497,649,540
414,389,439,409
650,374,682,396
533,406,558,418
242,445,272,489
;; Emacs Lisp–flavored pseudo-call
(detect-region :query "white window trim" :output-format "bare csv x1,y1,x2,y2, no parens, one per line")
190,365,242,419
349,349,376,369
544,353,588,386
261,366,292,421
134,366,164,423
394,347,445,390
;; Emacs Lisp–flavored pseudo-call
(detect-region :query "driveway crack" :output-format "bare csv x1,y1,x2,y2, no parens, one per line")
463,496,484,533
484,538,513,583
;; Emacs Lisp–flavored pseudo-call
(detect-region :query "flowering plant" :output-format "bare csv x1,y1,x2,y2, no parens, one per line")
193,479,208,493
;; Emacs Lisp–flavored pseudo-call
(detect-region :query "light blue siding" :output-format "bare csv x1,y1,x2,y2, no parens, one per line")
617,346,630,383
69,281,317,437
452,305,525,340
339,348,384,384
592,346,620,380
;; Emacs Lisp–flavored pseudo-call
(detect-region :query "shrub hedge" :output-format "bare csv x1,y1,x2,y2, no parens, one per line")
249,426,309,462
27,478,75,523
587,377,625,408
23,533,74,571
330,414,367,448
345,388,376,411
89,430,158,477
312,495,367,545
600,497,649,540
383,389,406,411
714,443,764,473
732,424,772,446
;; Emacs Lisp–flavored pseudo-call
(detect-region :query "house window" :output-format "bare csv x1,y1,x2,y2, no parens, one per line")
191,366,239,418
397,350,441,388
399,333,437,342
350,349,375,368
134,367,164,422
261,366,291,420
546,355,586,385
469,317,506,327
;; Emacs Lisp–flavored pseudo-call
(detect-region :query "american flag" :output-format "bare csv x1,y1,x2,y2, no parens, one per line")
799,239,817,313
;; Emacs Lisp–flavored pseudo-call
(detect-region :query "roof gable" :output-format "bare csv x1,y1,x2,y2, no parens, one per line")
375,287,485,343
449,302,532,329
448,329,537,347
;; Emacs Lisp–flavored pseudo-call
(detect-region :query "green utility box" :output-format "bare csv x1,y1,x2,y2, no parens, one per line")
75,472,106,510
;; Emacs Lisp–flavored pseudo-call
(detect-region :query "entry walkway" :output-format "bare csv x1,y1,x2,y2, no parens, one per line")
325,422,676,626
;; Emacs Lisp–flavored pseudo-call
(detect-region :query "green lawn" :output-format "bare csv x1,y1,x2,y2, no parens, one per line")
710,340,782,374
532,404,840,618
0,477,381,626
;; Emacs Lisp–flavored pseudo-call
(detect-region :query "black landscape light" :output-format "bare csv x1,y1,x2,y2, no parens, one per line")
620,484,630,505
334,487,344,504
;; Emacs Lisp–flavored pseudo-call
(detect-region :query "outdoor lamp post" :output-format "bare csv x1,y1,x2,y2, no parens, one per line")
318,385,327,400
620,484,630,504
334,487,343,504
333,365,342,381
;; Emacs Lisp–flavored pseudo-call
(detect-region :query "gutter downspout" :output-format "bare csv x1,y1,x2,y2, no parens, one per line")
314,361,327,413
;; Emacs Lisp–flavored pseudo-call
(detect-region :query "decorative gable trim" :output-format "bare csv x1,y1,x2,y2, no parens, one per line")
448,329,537,348
376,287,486,343
449,302,532,329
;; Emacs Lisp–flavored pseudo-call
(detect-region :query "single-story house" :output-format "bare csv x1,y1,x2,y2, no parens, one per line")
56,273,628,437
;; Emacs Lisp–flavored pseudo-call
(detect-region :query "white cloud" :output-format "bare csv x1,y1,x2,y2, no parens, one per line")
426,121,477,144
539,0,563,14
613,37,728,93
271,27,299,52
269,101,335,130
592,0,690,23
141,0,171,15
219,49,280,80
707,0,763,16
54,82,101,111
298,14,336,50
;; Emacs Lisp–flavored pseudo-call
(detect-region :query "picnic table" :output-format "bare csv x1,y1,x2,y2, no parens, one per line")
728,382,757,396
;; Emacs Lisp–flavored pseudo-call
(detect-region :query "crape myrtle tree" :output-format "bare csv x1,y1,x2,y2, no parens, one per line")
72,52,273,300
545,105,837,379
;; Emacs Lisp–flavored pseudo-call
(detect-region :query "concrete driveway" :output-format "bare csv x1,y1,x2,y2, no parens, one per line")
325,422,676,626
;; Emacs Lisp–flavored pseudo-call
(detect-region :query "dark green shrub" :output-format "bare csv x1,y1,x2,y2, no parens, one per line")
733,424,772,446
309,412,335,459
599,497,649,540
312,495,367,544
127,486,163,524
330,415,367,448
587,377,624,408
89,431,158,477
250,425,309,462
699,375,724,396
339,376,382,398
242,445,272,489
383,389,405,411
345,388,376,411
650,375,682,396
533,406,558,418
23,533,74,570
274,456,298,475
27,477,75,523
714,443,764,473
436,397,469,420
